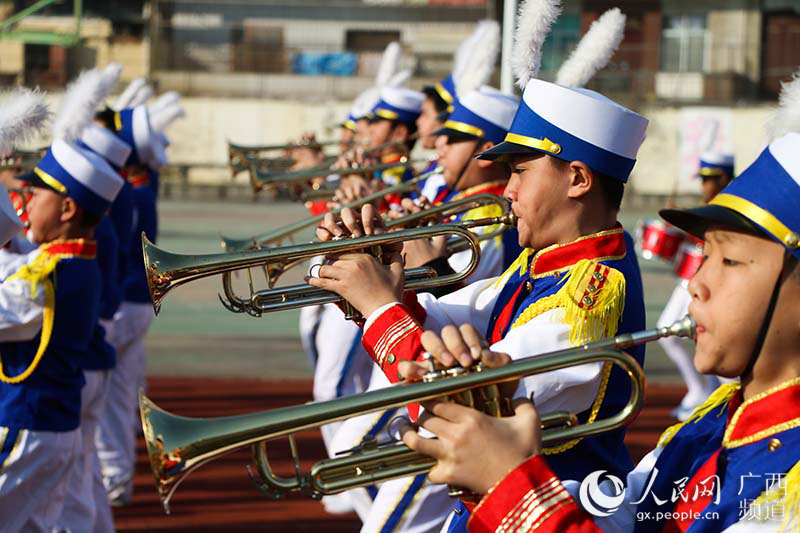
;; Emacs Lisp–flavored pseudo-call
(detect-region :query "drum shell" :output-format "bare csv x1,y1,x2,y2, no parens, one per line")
639,220,684,262
673,241,704,280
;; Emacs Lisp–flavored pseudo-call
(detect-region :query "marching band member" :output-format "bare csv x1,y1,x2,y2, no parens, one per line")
324,85,521,532
0,138,123,532
311,13,652,533
95,104,161,505
657,151,736,421
420,126,800,533
417,20,501,204
311,5,635,530
57,70,134,530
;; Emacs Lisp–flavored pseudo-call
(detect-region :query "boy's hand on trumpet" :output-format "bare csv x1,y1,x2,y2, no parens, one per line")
397,323,542,494
401,398,541,494
309,204,405,318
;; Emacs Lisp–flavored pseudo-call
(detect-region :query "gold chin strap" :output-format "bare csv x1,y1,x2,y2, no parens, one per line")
443,120,484,138
33,167,67,194
434,82,454,105
374,108,399,121
503,133,562,155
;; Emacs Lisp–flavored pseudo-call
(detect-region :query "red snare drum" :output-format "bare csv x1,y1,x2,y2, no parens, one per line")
674,241,704,280
638,219,685,262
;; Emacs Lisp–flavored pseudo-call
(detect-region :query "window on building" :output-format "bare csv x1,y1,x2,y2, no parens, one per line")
345,30,401,52
660,14,707,72
540,14,580,75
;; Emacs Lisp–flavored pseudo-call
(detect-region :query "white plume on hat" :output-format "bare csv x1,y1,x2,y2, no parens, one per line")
375,42,402,88
128,84,153,108
454,19,501,98
555,8,626,88
766,67,800,143
150,104,185,132
0,88,51,154
512,0,562,89
150,91,180,115
53,65,121,142
113,78,146,110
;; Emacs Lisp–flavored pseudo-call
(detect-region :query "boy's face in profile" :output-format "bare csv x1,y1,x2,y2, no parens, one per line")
26,187,66,244
688,227,797,377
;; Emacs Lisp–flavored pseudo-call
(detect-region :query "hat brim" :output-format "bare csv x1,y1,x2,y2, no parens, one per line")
17,170,63,195
476,141,542,161
659,205,761,241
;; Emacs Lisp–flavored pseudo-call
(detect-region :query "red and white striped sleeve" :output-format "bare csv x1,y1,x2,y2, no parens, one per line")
468,456,604,533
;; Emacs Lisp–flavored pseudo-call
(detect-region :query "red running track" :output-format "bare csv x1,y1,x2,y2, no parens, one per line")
113,377,685,532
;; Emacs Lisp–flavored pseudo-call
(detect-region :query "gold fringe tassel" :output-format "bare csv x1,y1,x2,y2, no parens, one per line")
656,382,741,448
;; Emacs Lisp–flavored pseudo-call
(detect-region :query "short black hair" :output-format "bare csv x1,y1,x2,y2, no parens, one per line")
422,87,450,116
550,156,624,210
389,119,418,152
94,107,116,130
595,171,625,210
77,206,102,228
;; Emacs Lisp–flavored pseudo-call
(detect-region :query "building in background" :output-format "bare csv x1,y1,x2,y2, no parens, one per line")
1,0,799,197
2,0,798,103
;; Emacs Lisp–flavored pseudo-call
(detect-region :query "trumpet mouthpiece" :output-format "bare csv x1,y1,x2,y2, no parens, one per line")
668,316,696,339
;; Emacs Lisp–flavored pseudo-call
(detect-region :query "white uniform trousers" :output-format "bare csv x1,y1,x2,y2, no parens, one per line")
330,366,452,533
58,370,115,533
0,427,80,533
97,302,153,497
313,304,373,453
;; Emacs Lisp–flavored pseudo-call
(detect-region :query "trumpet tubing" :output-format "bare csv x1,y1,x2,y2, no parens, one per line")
140,317,695,513
143,215,494,315
220,167,441,252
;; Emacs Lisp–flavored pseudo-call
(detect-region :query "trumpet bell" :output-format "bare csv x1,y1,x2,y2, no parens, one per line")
139,317,695,512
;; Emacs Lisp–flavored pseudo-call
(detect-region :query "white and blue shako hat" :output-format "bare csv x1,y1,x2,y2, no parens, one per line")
478,78,649,183
370,87,424,126
698,151,735,179
30,140,124,216
79,123,132,170
662,132,800,259
0,183,24,246
111,105,155,166
433,86,519,145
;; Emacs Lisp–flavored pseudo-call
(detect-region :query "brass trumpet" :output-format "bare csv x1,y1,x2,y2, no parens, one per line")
139,316,696,513
220,166,442,252
143,212,512,316
221,193,510,295
254,157,426,186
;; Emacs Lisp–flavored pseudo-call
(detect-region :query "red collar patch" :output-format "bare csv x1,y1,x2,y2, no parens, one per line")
530,225,626,278
723,378,800,448
40,239,97,259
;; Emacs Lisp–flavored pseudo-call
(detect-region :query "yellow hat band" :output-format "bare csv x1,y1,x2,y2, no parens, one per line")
374,108,399,121
710,193,799,249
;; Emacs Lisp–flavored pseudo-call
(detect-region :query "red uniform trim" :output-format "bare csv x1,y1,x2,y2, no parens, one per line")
530,226,626,278
663,449,721,533
306,200,328,216
362,303,425,378
469,455,599,533
40,239,97,259
723,379,800,447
